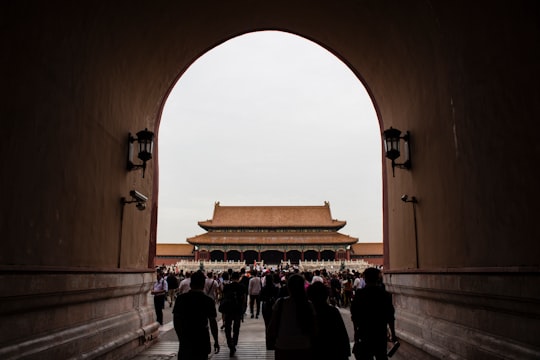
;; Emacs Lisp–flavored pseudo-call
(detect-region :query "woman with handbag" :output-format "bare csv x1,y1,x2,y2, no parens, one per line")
307,281,351,360
266,274,317,360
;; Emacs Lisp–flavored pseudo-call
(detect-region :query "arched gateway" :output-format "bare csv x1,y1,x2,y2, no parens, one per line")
188,202,356,264
3,2,540,360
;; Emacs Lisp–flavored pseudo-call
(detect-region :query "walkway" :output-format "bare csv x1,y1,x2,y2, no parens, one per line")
131,304,356,360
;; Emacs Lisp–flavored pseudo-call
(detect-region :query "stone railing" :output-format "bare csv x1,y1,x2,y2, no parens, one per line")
298,259,373,273
169,260,248,273
166,259,375,274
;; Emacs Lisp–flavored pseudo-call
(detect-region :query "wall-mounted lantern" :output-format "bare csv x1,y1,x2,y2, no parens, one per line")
127,128,154,178
383,127,411,177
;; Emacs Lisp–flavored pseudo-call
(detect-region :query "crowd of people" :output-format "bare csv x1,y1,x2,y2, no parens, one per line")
152,264,396,359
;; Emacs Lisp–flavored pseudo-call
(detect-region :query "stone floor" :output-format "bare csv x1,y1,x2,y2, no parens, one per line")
131,303,356,360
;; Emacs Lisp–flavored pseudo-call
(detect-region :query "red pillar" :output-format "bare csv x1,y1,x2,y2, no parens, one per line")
317,250,321,261
223,251,227,261
346,250,350,261
258,250,261,262
335,251,338,260
240,251,244,262
283,250,287,261
301,251,304,261
195,250,199,261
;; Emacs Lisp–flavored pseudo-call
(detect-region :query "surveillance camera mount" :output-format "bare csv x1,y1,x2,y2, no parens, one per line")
401,195,418,203
121,190,148,211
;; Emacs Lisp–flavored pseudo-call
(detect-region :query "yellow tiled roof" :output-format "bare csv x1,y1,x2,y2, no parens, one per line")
351,242,383,255
187,231,358,245
156,243,194,256
198,202,346,229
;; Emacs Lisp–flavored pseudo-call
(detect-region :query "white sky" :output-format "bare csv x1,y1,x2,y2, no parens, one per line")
156,31,382,244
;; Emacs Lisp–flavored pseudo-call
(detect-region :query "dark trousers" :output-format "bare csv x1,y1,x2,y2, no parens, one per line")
355,338,388,360
262,301,273,328
173,327,209,359
249,294,261,316
153,295,165,325
224,313,241,348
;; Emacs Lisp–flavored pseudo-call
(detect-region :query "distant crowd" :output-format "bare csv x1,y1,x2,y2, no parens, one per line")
158,264,380,310
151,263,396,359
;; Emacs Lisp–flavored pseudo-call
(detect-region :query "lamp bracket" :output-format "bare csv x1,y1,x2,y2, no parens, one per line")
126,129,154,178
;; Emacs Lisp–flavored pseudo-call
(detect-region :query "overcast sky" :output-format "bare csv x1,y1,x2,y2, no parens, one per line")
156,31,382,244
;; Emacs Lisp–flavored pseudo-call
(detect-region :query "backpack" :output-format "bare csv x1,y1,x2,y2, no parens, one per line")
167,274,179,289
260,285,278,306
219,285,243,314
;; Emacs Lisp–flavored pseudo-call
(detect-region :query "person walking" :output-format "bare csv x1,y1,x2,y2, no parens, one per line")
151,269,168,325
307,281,351,360
166,271,179,307
220,271,247,357
219,271,231,330
248,270,262,319
267,274,317,360
329,273,342,307
204,271,219,303
260,273,279,326
173,270,220,360
342,274,353,307
239,268,250,321
350,267,397,360
177,271,192,295
353,271,366,294
260,273,280,349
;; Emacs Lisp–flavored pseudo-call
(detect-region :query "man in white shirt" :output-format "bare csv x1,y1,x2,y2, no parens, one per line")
353,271,366,292
151,269,168,325
248,271,262,319
311,269,324,284
177,271,192,295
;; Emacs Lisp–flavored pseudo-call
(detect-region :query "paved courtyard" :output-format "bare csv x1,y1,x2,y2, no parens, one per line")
131,302,356,360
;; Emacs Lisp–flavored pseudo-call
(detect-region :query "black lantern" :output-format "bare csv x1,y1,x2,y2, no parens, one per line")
127,128,154,178
383,127,411,177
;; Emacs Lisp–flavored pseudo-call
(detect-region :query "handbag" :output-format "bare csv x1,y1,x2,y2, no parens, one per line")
352,339,367,360
265,298,284,350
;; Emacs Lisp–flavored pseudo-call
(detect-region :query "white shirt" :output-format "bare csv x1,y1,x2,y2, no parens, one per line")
177,277,191,295
153,277,168,295
353,277,366,290
248,276,262,295
204,278,219,300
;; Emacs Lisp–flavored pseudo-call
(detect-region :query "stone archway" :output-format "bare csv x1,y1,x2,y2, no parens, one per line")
286,250,302,264
243,250,258,265
3,2,539,360
262,250,283,265
320,250,335,261
304,250,319,261
210,250,224,261
227,250,241,262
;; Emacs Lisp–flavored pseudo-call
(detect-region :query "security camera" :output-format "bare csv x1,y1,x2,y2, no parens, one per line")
129,190,148,203
401,195,408,202
136,202,146,211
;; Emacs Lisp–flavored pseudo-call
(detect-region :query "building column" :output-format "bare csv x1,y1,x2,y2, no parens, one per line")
195,250,199,261
223,250,227,261
318,250,321,261
240,250,244,262
301,251,304,261
258,250,261,262
346,249,350,261
283,250,287,261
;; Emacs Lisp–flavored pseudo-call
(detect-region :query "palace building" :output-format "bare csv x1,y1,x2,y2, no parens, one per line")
186,202,358,265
